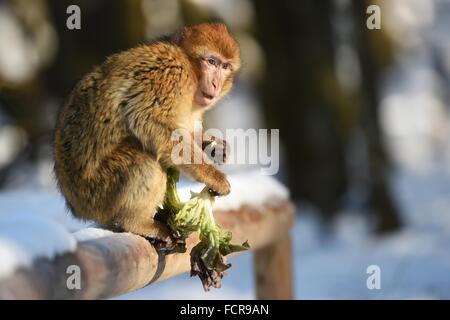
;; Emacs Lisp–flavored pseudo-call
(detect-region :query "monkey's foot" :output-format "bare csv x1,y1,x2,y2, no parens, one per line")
145,234,186,255
146,236,172,253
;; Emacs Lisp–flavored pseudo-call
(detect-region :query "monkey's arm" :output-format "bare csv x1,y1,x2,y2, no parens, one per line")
129,118,230,195
120,77,230,195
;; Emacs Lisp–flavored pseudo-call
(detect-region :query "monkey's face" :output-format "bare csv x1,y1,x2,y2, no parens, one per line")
193,52,234,108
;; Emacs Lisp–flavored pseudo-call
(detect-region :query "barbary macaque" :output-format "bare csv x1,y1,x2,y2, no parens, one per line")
54,23,240,242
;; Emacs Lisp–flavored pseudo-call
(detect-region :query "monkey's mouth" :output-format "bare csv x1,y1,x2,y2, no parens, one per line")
202,91,215,101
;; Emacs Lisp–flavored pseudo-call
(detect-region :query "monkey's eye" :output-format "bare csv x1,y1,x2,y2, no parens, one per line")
207,58,217,66
222,63,231,70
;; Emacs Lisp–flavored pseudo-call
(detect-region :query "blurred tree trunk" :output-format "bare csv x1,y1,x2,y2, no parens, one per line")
252,0,349,220
351,0,401,232
46,0,146,99
252,0,401,231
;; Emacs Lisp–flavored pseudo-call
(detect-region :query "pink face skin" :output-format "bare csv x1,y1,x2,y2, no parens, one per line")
194,53,233,107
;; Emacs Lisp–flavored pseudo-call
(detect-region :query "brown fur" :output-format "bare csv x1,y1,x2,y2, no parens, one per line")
54,23,240,238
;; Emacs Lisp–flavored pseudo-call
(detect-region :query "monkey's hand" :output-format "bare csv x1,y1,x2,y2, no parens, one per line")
202,136,228,165
207,171,231,196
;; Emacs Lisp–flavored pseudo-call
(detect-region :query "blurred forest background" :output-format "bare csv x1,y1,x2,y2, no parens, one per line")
1,0,450,298
0,0,444,231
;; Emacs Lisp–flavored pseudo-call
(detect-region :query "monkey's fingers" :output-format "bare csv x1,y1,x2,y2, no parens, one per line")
202,140,228,165
146,237,174,253
218,139,229,164
207,177,231,196
146,236,187,255
208,188,220,197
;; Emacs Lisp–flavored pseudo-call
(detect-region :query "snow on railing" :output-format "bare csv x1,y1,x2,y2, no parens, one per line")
0,173,295,299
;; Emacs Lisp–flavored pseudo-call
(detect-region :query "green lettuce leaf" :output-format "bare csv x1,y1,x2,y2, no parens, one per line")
161,167,250,291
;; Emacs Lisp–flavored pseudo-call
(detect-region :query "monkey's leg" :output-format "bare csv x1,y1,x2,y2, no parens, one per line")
115,215,172,239
112,163,172,240
86,140,173,242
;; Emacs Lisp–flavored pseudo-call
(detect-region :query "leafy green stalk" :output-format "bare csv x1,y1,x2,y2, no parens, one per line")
162,168,250,291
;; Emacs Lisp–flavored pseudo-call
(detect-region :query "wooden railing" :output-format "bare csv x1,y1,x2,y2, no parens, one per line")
0,198,295,300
